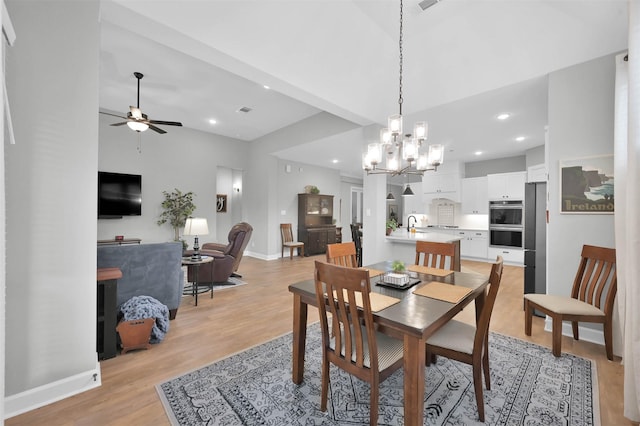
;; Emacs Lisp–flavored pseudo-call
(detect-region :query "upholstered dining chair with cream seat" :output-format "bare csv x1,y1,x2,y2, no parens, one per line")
280,223,304,259
415,240,457,271
425,256,504,422
326,242,358,268
314,261,404,426
524,244,617,360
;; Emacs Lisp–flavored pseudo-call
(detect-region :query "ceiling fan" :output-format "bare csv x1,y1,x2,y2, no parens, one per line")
100,72,182,134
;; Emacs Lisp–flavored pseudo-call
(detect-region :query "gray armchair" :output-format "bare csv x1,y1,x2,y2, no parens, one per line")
186,222,253,284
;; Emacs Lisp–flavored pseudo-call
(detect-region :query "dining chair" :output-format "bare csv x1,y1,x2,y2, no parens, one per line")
280,223,304,259
524,244,617,360
350,224,363,266
415,240,457,270
314,261,404,426
326,242,359,267
425,256,504,422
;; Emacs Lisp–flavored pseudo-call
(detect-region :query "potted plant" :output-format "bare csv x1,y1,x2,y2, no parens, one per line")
157,189,196,246
391,260,406,273
386,218,398,236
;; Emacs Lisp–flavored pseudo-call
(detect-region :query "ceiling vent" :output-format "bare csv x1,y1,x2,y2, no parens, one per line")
237,106,252,113
418,0,440,11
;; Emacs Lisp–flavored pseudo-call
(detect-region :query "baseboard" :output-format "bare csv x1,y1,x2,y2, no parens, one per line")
243,251,286,261
4,357,102,419
543,317,605,346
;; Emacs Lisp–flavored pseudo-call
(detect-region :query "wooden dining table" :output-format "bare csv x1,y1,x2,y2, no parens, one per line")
288,260,490,426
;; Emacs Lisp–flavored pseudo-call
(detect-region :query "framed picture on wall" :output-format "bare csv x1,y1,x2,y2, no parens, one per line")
387,204,398,222
216,194,227,213
560,154,614,214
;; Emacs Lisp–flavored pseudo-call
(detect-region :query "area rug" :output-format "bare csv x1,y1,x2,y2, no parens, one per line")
157,323,599,425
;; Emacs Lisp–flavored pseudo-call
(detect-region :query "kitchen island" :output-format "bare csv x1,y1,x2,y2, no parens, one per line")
386,229,463,271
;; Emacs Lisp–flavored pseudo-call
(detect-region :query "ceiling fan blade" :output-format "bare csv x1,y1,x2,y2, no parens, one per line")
148,124,167,134
110,122,129,126
100,111,127,119
148,120,183,127
129,106,143,119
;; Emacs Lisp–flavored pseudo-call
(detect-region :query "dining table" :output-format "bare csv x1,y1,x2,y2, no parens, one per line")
288,260,490,426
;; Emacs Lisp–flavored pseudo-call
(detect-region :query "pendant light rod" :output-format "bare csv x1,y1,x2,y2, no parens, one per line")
362,0,444,177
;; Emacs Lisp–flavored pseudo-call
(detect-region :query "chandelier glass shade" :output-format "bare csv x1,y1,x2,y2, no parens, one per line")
362,0,444,177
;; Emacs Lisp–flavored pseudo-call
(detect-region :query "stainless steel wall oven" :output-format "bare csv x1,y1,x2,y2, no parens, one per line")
489,200,524,248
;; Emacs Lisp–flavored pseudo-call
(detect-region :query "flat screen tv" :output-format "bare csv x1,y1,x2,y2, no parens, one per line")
98,171,142,218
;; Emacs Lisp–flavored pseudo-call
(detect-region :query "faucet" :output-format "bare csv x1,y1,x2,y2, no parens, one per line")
407,215,417,232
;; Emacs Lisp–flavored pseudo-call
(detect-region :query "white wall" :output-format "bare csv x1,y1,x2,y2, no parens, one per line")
547,53,617,345
4,0,101,416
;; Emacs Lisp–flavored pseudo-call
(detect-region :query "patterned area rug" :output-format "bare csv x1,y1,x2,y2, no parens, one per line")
157,323,599,425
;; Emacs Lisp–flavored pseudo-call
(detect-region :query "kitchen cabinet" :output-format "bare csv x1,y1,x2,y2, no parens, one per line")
488,246,524,265
298,193,336,256
422,172,461,202
403,192,425,216
461,177,488,214
487,172,526,200
454,230,488,259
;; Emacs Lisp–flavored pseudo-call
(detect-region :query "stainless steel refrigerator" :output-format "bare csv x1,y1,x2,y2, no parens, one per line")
524,182,546,317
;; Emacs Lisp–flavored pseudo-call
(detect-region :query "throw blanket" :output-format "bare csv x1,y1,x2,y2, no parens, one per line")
120,295,170,343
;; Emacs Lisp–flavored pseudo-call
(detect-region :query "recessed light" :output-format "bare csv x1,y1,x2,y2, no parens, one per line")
474,151,483,156
332,159,339,164
263,85,270,90
209,119,217,125
496,113,510,120
515,136,525,142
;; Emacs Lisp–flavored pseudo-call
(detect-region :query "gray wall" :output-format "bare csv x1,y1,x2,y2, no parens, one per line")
464,155,527,178
547,53,616,296
275,158,342,257
546,53,617,346
98,113,249,249
4,0,101,413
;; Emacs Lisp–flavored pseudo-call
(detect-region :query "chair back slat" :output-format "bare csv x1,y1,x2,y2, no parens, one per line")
473,256,504,351
315,261,377,372
280,223,294,244
415,241,457,271
571,245,617,313
326,242,359,268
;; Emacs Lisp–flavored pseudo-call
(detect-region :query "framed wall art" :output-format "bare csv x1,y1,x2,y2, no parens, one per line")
560,154,614,214
387,204,398,222
216,194,227,213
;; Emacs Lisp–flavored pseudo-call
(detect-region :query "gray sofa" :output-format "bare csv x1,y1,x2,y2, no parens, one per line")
97,242,185,320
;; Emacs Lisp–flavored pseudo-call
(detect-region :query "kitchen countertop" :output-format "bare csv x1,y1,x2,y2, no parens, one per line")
386,229,464,244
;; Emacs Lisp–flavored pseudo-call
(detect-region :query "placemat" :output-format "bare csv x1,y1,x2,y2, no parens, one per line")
408,264,454,277
332,290,400,312
361,267,385,278
413,281,472,303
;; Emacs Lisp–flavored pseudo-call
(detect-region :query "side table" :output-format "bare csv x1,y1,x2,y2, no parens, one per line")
181,256,214,306
97,267,122,360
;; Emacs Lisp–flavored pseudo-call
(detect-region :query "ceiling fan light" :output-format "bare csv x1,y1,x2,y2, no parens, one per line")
127,121,149,132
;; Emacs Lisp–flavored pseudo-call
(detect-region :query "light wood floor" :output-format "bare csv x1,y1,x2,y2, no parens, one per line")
7,256,632,425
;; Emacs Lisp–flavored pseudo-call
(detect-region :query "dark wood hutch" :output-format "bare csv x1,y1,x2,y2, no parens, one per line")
298,193,336,256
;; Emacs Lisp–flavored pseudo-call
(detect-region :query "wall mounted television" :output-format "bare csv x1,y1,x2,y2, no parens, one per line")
98,171,142,218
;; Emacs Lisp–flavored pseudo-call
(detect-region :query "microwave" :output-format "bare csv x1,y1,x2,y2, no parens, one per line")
489,200,523,227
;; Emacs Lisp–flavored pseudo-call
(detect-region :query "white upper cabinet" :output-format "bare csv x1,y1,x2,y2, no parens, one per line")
487,172,526,200
422,162,462,203
461,176,488,214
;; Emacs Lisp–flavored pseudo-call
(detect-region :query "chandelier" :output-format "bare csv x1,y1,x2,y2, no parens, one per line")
362,0,444,177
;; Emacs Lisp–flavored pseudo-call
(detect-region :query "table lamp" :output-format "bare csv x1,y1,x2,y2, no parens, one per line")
183,217,209,261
